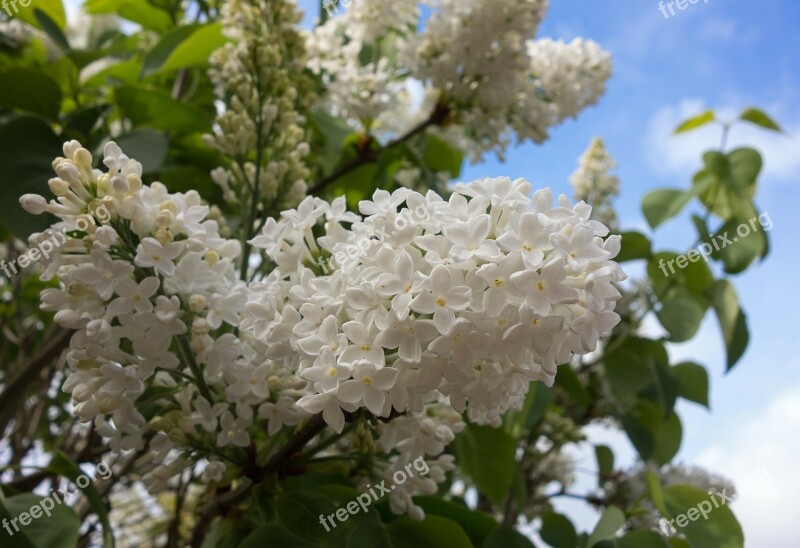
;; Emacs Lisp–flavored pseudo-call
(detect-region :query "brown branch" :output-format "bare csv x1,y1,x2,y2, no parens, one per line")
0,327,71,434
189,414,327,547
307,102,450,196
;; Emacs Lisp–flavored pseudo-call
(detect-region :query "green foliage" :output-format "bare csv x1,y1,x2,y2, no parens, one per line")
616,231,652,262
587,506,625,547
0,67,62,120
0,116,61,238
455,424,517,506
708,280,749,370
540,512,577,547
663,485,744,548
671,362,710,408
642,189,694,229
0,493,80,548
47,452,115,548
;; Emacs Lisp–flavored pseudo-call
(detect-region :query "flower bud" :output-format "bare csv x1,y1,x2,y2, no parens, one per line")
19,194,48,215
189,294,206,312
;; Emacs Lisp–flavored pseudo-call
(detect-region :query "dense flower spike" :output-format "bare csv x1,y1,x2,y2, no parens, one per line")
246,177,627,428
20,140,625,517
570,137,621,230
307,0,611,158
207,0,313,212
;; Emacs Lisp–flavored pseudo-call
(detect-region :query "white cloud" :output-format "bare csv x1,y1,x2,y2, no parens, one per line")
645,99,800,184
696,383,800,547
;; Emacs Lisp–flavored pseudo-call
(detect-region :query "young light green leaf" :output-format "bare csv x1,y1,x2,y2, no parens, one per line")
674,110,715,134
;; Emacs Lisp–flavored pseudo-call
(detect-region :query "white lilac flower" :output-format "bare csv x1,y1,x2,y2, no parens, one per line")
24,139,625,520
246,177,626,432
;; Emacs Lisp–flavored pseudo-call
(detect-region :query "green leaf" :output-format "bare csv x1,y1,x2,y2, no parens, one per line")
713,211,766,274
34,8,70,50
595,445,614,485
483,527,535,548
695,149,761,220
555,365,591,408
587,506,625,547
331,163,379,209
726,148,762,193
643,354,680,418
135,383,185,406
141,24,202,77
674,110,715,134
648,251,713,299
114,129,168,174
540,512,577,548
682,247,715,294
595,531,671,548
239,524,316,548
84,0,172,32
0,116,61,239
422,134,463,178
16,0,66,29
115,86,213,134
707,280,749,370
0,67,63,120
83,58,142,88
672,362,710,408
455,424,517,506
616,231,651,262
525,383,554,430
159,23,227,74
663,485,743,548
623,400,682,465
414,497,498,547
642,189,692,229
308,110,352,175
387,515,473,548
0,493,80,548
604,338,669,410
275,490,338,544
656,290,707,343
739,107,782,132
621,412,654,465
646,469,671,519
668,539,692,548
47,451,115,548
